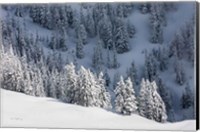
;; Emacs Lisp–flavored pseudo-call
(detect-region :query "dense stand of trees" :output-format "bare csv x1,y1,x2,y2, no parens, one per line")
0,2,195,123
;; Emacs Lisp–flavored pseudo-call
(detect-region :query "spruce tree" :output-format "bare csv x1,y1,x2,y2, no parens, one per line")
97,72,112,109
65,63,77,103
113,17,129,54
115,76,138,115
76,34,84,59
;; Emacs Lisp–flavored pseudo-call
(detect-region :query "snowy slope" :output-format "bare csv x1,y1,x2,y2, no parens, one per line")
0,2,196,123
0,89,196,130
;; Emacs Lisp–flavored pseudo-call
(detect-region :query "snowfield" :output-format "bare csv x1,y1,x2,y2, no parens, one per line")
0,89,196,130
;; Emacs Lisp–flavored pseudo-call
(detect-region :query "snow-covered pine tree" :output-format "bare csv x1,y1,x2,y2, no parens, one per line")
97,72,112,109
151,81,167,123
149,3,164,44
85,8,95,37
38,5,46,27
145,79,154,120
144,53,158,82
92,38,104,73
124,77,138,113
98,13,113,49
23,65,34,95
59,29,68,51
65,62,77,103
139,79,167,122
47,68,57,98
114,76,126,114
93,3,107,34
169,33,184,59
76,66,98,107
113,17,129,54
156,48,169,71
59,6,68,30
34,66,45,97
76,34,84,59
77,24,87,45
115,76,138,115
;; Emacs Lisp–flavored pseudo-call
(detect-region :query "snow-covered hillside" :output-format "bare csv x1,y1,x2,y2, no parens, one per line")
0,1,196,126
0,89,196,130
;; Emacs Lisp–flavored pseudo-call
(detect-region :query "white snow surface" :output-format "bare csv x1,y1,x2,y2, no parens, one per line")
1,89,196,130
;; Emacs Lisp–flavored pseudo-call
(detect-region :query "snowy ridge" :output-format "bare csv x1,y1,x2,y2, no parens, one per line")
0,89,195,130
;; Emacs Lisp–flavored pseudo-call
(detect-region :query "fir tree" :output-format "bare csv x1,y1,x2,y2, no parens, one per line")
76,34,84,59
97,72,112,109
149,3,164,44
113,17,129,54
65,63,77,103
115,76,138,115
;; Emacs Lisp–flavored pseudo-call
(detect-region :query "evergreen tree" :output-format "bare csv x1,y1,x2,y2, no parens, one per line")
85,9,95,37
65,63,77,103
149,3,164,44
138,78,167,122
76,34,84,59
77,24,87,45
32,65,45,97
151,81,167,122
98,13,113,49
138,78,147,117
144,53,158,82
115,76,138,115
59,29,68,51
113,17,129,54
92,38,104,73
75,66,97,106
97,72,112,109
